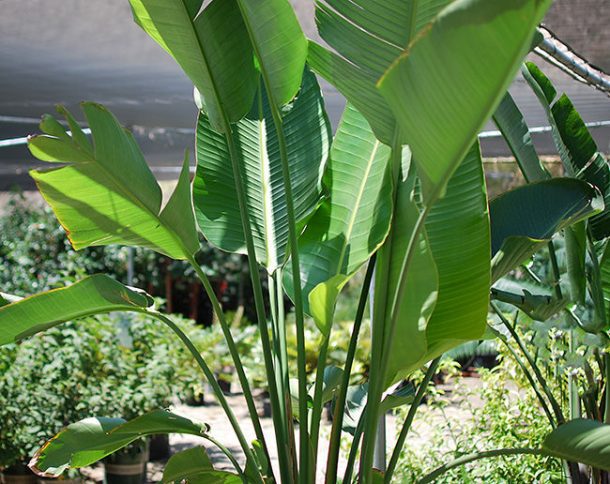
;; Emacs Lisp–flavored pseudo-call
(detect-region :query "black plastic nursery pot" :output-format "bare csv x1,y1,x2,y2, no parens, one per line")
0,463,37,484
103,442,148,484
37,477,82,484
148,434,171,461
184,385,206,407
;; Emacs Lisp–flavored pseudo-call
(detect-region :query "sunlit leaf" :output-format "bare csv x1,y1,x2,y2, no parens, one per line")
379,0,551,201
129,0,258,130
163,446,240,484
193,70,330,272
31,411,208,477
0,275,153,346
284,103,392,332
29,103,199,260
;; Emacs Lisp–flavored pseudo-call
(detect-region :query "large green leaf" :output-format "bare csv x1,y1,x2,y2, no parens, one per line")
381,165,439,387
492,93,549,183
523,62,610,240
380,143,490,386
236,0,307,107
129,0,258,131
543,419,610,471
308,0,451,144
31,410,208,477
163,447,240,484
193,69,330,272
283,104,392,332
565,222,587,305
490,179,603,282
416,143,491,368
378,0,550,201
0,275,153,346
28,104,199,260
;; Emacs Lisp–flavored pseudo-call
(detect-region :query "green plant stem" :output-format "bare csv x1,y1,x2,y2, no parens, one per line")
344,411,367,484
547,241,564,300
203,434,245,478
585,231,606,328
491,301,565,424
325,257,376,484
604,352,610,424
146,310,257,480
416,448,545,484
385,357,441,483
523,264,543,284
360,136,401,482
233,10,311,480
362,206,431,481
269,104,310,484
191,33,283,480
215,96,294,481
231,10,307,481
275,269,299,479
268,273,288,436
359,137,403,480
188,259,272,453
309,333,330,475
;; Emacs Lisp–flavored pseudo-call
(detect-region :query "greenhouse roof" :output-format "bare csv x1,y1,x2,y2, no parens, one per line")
0,0,608,189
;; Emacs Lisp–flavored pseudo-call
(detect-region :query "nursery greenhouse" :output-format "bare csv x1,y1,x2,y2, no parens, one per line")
1,0,610,483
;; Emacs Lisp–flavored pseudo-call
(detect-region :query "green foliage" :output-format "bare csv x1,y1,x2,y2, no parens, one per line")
0,193,248,312
194,69,330,273
393,351,564,483
29,104,198,260
0,193,126,296
0,312,205,469
0,0,584,481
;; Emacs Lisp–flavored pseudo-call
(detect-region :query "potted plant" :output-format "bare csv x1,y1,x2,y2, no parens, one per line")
102,441,148,484
0,334,83,484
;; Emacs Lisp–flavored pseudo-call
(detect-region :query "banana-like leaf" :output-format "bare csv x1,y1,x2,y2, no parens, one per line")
236,0,307,107
283,104,392,332
308,0,451,144
523,62,610,240
163,447,240,484
378,0,550,201
491,280,567,321
490,179,603,282
543,419,610,471
416,143,491,371
0,275,153,346
129,0,258,131
31,410,208,477
193,70,330,272
28,104,199,260
379,163,438,386
565,222,587,305
492,93,549,183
